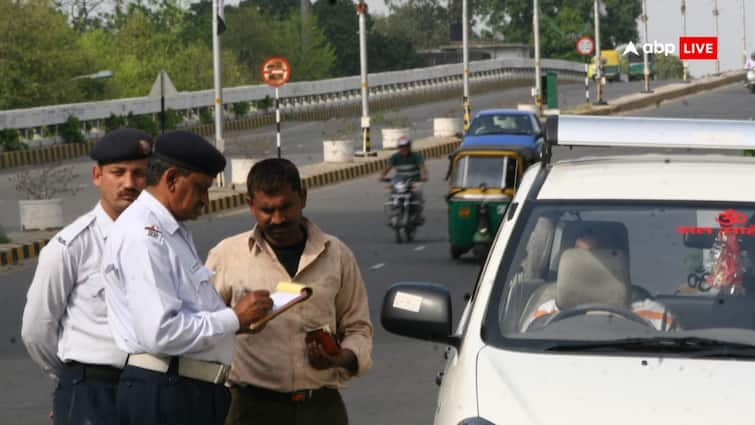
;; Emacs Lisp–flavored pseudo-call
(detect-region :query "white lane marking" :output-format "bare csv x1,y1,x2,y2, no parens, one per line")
413,245,426,252
370,263,385,270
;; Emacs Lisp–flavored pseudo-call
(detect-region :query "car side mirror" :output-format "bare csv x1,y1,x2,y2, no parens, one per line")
381,282,459,348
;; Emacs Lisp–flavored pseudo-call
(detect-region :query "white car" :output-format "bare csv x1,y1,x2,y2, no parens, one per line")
381,115,755,425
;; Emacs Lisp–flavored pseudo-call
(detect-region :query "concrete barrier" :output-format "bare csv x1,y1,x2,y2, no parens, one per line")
323,140,355,163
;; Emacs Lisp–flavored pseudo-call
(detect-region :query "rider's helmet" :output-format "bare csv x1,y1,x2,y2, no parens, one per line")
397,136,412,148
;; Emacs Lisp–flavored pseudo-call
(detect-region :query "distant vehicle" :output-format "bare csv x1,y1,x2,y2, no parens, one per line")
446,109,541,261
587,49,621,82
617,44,656,80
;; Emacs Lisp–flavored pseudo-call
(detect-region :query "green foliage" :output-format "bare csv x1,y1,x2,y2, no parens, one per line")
655,55,684,80
238,0,298,18
199,108,214,125
233,102,251,118
376,1,452,51
224,5,335,82
0,0,95,109
254,96,274,111
163,109,181,130
477,0,641,58
0,129,27,152
0,228,9,244
105,113,127,132
127,112,159,136
60,116,86,144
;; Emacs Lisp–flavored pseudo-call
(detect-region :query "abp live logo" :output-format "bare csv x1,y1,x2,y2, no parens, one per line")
679,37,718,60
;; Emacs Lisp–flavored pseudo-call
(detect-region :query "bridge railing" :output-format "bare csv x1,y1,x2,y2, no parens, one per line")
0,57,584,141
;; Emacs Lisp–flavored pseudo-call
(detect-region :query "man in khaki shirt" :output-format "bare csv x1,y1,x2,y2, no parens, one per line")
206,158,373,425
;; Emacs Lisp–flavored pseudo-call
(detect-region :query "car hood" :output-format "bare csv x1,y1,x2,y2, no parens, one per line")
476,346,755,424
462,134,537,148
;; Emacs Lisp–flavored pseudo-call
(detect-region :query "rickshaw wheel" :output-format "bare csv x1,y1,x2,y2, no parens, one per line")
450,246,464,259
406,227,415,242
395,228,403,243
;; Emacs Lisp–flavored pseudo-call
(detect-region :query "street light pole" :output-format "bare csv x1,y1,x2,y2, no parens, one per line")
743,0,748,66
533,0,542,114
462,0,470,131
354,1,375,157
713,0,720,74
641,0,652,93
593,0,606,104
212,0,225,185
681,0,688,82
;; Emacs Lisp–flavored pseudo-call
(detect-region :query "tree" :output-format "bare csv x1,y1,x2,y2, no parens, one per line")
224,4,335,82
313,0,424,77
0,0,94,109
238,0,298,18
654,54,683,80
476,0,641,57
375,1,450,51
80,8,245,97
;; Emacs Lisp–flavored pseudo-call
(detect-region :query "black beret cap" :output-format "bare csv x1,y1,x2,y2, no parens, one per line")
153,130,226,176
90,128,153,163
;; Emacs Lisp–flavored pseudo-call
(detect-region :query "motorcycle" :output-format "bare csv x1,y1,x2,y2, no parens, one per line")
382,176,422,243
747,69,755,94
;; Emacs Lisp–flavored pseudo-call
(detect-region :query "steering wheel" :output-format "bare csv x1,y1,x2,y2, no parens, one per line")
540,304,655,329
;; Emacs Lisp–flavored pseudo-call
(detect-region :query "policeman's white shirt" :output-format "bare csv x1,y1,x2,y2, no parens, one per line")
102,190,239,365
21,203,127,379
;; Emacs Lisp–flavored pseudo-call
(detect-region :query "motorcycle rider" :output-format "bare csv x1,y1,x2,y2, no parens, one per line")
378,136,428,224
746,51,755,70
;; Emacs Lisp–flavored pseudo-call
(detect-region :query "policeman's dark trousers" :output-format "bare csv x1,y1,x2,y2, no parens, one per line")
117,364,230,425
225,385,348,425
53,363,119,425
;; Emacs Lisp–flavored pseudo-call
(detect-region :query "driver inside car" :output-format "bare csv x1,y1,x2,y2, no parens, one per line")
521,228,677,332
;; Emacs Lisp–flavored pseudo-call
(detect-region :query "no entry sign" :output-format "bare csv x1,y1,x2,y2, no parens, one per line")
261,56,291,87
576,36,595,57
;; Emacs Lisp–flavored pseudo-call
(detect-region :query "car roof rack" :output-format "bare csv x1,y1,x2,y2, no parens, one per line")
542,115,755,164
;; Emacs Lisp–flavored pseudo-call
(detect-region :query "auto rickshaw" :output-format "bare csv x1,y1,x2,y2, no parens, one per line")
446,109,541,261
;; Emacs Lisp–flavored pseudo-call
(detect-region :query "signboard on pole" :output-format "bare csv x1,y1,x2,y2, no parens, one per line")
576,36,595,57
261,56,291,87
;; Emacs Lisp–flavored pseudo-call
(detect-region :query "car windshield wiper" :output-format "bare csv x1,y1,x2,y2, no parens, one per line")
544,336,755,357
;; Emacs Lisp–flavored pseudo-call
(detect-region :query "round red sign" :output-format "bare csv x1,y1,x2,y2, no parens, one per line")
261,56,291,87
576,36,595,57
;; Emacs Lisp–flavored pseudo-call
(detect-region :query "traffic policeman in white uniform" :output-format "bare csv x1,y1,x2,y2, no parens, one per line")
102,130,273,425
21,128,153,425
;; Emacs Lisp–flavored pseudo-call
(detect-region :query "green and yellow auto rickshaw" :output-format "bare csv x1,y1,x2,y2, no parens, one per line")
446,109,541,260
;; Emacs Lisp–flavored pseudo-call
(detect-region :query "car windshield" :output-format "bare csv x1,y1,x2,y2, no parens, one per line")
486,201,755,353
468,114,534,136
453,155,518,189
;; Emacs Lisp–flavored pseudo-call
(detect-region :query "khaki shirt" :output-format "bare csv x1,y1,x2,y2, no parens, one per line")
206,220,373,391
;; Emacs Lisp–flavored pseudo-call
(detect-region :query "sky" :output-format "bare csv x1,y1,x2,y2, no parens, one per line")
363,0,754,76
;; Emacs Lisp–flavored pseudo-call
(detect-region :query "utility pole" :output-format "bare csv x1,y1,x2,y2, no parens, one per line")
713,0,720,74
354,1,375,157
212,0,225,186
743,0,748,66
533,0,542,113
462,0,470,131
593,0,606,104
681,0,688,82
641,0,652,93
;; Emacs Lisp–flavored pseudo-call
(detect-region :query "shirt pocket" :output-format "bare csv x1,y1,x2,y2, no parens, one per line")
300,275,340,331
77,273,107,318
183,266,223,311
